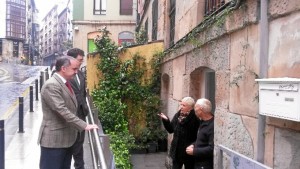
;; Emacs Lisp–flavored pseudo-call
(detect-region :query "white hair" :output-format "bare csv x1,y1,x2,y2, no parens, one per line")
195,98,212,113
181,97,195,107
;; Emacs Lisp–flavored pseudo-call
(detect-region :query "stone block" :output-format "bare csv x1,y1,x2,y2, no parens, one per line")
229,25,259,117
274,128,300,169
269,0,300,18
172,55,186,100
269,12,300,77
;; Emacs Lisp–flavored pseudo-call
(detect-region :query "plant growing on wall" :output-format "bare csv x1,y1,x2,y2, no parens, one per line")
92,27,134,168
92,27,166,168
135,26,148,44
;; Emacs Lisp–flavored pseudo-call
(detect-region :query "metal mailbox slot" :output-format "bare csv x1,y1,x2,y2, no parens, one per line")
256,78,300,122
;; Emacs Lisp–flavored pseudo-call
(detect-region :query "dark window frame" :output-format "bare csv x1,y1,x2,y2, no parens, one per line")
120,0,133,15
169,0,176,46
152,0,158,41
205,0,225,16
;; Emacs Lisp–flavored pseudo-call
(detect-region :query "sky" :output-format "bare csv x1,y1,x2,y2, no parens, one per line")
35,0,69,23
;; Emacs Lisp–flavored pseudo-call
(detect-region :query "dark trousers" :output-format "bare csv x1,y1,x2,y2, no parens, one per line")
72,131,85,169
172,157,194,169
40,146,72,169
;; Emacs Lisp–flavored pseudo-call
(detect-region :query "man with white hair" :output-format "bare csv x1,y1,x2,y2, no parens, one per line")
186,98,214,169
158,97,200,169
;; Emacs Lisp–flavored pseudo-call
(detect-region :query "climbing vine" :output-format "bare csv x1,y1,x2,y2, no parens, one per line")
135,26,148,45
92,27,165,168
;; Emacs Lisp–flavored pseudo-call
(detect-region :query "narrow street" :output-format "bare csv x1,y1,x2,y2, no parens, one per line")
0,63,46,119
0,62,47,150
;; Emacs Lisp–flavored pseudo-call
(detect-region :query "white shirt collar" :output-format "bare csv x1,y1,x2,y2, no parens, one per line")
55,72,67,83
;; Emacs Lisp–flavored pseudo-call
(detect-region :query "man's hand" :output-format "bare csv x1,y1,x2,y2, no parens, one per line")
85,124,99,131
186,144,194,155
157,112,168,120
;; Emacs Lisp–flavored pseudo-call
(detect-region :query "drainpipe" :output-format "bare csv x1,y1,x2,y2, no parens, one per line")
256,0,268,163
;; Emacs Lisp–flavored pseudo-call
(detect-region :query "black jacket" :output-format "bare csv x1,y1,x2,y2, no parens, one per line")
193,117,214,169
162,110,200,161
69,71,89,120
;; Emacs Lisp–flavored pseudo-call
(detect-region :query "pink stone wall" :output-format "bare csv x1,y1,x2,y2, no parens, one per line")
229,25,260,117
160,0,300,168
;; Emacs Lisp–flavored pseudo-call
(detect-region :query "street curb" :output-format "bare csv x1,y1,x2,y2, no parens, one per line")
0,87,30,120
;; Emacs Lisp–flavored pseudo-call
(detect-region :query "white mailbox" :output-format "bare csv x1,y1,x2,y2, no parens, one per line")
256,78,300,122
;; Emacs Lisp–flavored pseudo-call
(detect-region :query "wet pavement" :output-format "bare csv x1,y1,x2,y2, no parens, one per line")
0,63,47,149
0,63,47,119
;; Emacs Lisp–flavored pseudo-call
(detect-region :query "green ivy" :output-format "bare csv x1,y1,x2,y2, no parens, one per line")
92,27,166,169
135,26,148,44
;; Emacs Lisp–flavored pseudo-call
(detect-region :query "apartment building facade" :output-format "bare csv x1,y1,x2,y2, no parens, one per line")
72,0,137,58
57,7,73,56
138,0,300,168
0,0,39,64
40,2,73,66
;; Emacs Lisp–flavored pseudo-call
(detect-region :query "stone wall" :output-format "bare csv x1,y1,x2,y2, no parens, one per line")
160,0,300,168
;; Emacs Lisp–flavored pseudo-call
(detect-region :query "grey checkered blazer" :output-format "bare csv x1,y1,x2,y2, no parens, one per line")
37,74,87,148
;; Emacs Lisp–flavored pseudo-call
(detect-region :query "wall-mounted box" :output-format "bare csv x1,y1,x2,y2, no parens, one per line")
256,78,300,122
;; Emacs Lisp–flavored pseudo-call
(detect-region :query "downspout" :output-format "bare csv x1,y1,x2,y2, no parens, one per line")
256,0,268,163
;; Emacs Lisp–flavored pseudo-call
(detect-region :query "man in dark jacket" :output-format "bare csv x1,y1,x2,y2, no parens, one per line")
67,48,89,169
186,98,214,169
158,97,200,169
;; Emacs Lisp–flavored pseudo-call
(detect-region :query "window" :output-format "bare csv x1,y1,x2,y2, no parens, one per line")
6,0,26,39
94,0,106,15
205,0,225,16
23,44,29,55
88,39,97,53
13,41,19,57
118,31,134,46
120,0,133,15
169,0,176,46
152,0,158,41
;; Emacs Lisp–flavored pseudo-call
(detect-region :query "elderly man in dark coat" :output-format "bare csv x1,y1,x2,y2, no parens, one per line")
186,98,214,169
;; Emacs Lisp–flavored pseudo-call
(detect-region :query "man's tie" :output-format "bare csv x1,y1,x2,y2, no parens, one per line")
65,81,73,94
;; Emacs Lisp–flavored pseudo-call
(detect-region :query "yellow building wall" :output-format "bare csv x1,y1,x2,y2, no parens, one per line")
86,53,101,93
86,41,164,93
